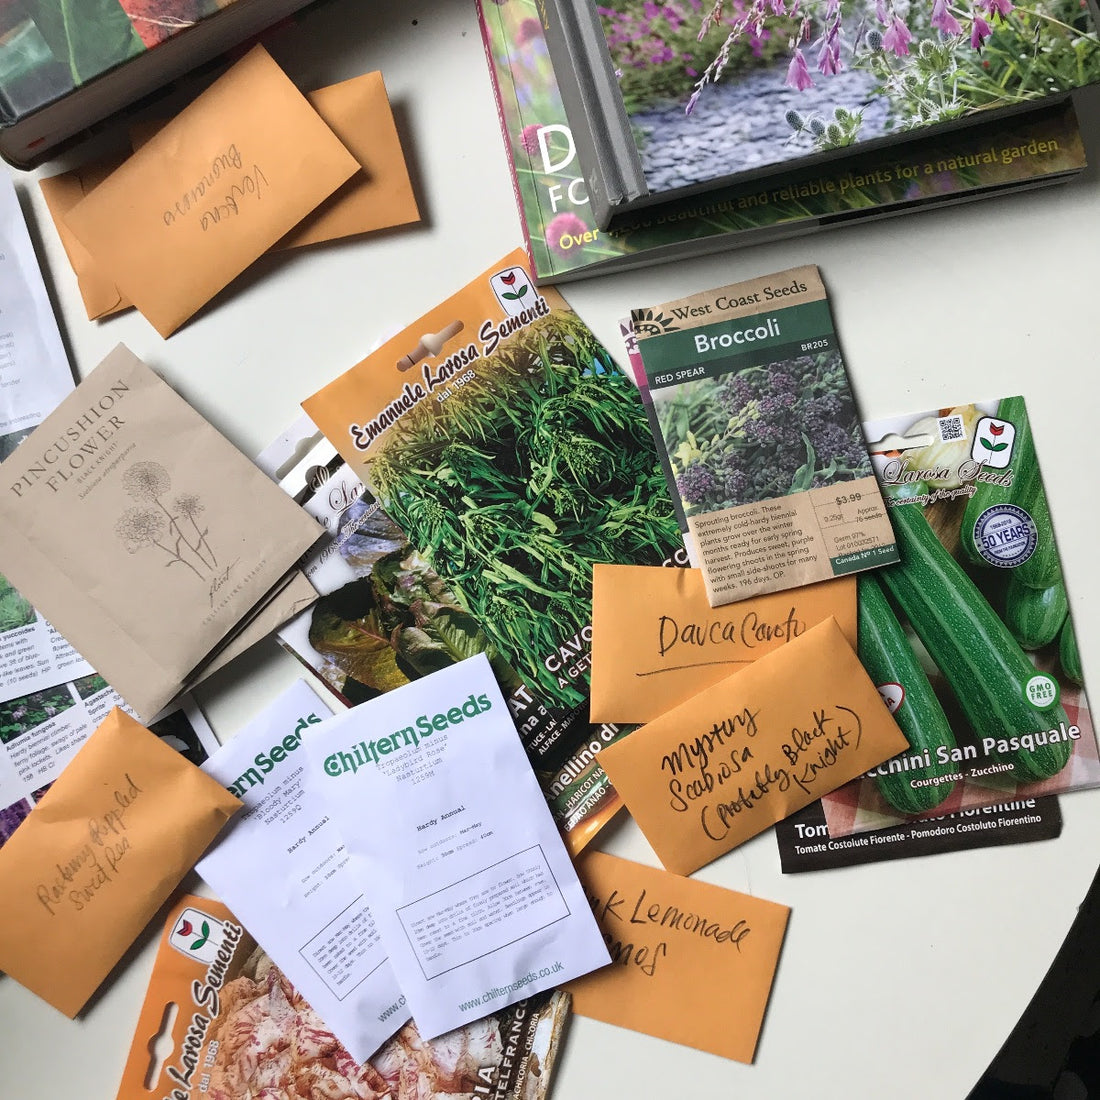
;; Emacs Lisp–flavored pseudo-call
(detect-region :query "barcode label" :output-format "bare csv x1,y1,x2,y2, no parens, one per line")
937,415,965,442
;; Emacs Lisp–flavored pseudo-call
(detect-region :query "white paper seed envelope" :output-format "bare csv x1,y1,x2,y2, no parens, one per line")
305,653,609,1039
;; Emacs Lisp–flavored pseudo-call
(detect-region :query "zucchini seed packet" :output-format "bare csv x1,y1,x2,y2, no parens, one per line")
821,397,1098,838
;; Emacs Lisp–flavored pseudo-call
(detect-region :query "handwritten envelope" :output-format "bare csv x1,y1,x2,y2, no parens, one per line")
597,618,909,875
566,851,789,1063
590,566,856,723
0,709,240,1017
62,45,359,337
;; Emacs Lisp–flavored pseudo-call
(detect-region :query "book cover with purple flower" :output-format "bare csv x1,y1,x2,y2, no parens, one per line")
545,0,1100,224
477,0,1087,281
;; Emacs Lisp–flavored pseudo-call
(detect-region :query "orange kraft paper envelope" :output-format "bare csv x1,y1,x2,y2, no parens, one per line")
597,618,909,876
0,709,241,1017
41,70,419,323
62,44,360,337
566,850,789,1063
590,565,856,723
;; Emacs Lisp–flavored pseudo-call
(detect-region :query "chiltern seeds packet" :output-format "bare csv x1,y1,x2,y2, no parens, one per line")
305,653,610,1040
0,345,321,722
631,264,898,607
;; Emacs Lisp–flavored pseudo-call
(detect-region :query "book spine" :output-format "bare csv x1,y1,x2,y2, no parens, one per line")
474,0,540,274
540,0,616,228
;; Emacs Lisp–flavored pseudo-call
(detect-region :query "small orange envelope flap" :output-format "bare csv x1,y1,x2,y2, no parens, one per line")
597,617,909,876
0,708,241,1017
278,71,420,249
62,44,359,337
39,161,132,320
566,850,789,1064
590,565,856,723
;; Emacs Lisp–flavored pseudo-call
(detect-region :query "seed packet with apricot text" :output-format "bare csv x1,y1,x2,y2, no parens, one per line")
631,264,897,607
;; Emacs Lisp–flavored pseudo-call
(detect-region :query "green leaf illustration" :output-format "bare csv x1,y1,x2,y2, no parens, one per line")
980,437,1008,452
502,287,529,301
201,920,210,938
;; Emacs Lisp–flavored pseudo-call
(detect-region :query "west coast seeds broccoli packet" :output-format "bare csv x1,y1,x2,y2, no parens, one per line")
819,397,1098,839
631,264,898,607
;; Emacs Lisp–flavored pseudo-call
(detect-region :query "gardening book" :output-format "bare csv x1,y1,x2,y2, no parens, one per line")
0,0,317,168
632,264,898,607
820,397,1098,837
303,250,684,850
540,0,1100,227
478,0,1087,282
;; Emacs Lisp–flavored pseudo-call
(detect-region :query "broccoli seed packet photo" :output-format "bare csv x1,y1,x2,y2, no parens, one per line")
631,264,898,607
821,396,1099,839
305,652,609,1040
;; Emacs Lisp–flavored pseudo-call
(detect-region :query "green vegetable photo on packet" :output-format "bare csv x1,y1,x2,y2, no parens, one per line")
303,249,682,854
820,396,1099,838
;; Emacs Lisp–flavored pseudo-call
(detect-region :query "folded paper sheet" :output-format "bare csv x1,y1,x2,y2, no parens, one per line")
597,618,910,875
590,565,856,723
0,345,321,721
566,851,789,1063
0,709,240,1017
62,45,359,336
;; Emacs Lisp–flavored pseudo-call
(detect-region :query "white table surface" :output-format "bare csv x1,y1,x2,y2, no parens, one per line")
3,1,1100,1097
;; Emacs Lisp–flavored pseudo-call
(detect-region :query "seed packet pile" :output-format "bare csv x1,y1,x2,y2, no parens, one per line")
819,397,1097,839
304,249,682,850
630,265,898,607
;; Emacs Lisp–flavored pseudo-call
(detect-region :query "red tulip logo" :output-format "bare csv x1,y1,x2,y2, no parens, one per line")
500,272,517,285
176,919,193,937
980,420,1009,453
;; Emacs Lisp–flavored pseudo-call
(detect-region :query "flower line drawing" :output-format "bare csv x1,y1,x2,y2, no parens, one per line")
114,461,217,582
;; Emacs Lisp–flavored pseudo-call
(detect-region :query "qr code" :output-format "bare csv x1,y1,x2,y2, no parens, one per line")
937,415,965,442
